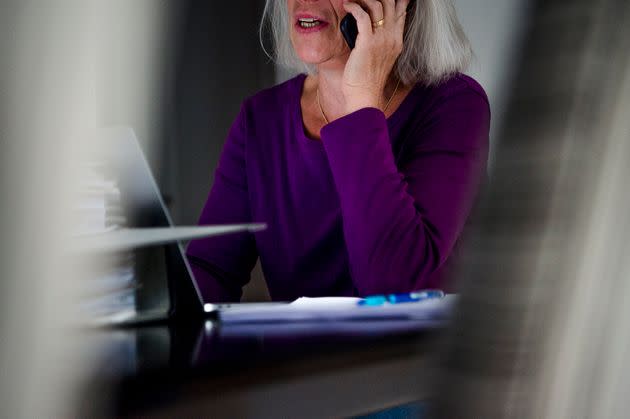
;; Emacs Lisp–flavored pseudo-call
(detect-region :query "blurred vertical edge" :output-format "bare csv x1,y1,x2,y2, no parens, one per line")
0,1,170,417
436,1,630,418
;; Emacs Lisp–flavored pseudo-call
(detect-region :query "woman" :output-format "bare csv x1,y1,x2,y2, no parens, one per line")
186,0,490,302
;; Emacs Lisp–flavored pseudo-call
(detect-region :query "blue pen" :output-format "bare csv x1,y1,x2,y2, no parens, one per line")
358,290,444,306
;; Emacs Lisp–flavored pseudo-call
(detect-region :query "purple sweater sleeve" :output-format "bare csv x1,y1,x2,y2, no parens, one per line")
320,90,490,295
186,102,258,302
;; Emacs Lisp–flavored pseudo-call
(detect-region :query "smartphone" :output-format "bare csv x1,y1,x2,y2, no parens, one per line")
340,14,358,49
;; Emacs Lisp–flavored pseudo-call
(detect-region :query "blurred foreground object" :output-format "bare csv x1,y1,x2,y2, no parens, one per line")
0,2,102,417
437,0,630,418
0,1,170,417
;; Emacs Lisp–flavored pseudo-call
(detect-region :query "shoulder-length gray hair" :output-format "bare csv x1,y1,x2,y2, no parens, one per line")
260,0,472,86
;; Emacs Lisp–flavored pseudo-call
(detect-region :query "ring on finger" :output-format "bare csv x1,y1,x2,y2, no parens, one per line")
372,18,385,28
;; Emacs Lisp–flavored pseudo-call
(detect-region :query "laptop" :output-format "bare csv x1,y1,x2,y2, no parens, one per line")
80,127,264,326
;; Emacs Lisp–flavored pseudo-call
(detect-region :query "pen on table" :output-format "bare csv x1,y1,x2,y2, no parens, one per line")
358,290,444,306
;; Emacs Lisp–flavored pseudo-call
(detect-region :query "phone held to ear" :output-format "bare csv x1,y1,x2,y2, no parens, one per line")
340,13,358,49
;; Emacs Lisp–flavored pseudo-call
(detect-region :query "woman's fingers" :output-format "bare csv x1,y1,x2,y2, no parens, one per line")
343,0,406,53
342,2,374,38
345,1,405,32
394,0,411,20
381,0,396,23
360,0,385,23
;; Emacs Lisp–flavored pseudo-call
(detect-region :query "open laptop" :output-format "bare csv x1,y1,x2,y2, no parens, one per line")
82,127,263,326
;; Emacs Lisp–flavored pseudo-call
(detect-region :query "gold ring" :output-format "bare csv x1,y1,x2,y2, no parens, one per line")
372,18,385,28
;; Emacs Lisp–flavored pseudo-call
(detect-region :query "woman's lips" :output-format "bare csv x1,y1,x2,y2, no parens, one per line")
294,21,330,33
294,14,330,34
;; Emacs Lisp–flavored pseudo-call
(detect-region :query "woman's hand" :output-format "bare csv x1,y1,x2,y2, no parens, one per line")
341,0,410,114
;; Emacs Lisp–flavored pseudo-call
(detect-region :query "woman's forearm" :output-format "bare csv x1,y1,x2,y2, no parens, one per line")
321,93,489,294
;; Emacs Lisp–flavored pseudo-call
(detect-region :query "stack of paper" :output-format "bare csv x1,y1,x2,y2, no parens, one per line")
73,163,136,319
73,163,125,236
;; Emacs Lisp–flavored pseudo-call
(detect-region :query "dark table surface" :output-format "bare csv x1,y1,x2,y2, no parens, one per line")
84,317,444,417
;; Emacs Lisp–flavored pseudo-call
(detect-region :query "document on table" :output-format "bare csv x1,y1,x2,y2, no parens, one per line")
217,294,457,324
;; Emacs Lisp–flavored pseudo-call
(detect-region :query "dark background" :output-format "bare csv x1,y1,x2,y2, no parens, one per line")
164,1,275,300
160,1,275,224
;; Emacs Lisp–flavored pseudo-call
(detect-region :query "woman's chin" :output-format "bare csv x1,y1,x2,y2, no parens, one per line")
294,50,326,65
295,51,347,68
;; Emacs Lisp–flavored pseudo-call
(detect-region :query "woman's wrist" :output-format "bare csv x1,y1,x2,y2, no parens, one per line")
344,94,382,115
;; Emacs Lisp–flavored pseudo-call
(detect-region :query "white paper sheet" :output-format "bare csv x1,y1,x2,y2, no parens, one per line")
217,295,457,324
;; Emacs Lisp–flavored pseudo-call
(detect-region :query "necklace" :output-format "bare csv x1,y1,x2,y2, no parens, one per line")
316,78,401,125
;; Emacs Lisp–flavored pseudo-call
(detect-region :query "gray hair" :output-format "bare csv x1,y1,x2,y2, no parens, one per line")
259,0,473,86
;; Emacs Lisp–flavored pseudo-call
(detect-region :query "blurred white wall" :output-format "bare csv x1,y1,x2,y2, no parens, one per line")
100,0,180,187
454,0,531,161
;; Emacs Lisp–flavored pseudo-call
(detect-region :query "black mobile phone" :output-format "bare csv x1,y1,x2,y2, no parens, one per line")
340,14,358,49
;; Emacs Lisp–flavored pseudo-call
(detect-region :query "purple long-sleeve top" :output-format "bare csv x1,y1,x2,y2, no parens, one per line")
186,73,490,302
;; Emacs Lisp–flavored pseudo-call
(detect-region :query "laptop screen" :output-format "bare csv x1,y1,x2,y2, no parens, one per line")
81,127,203,324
